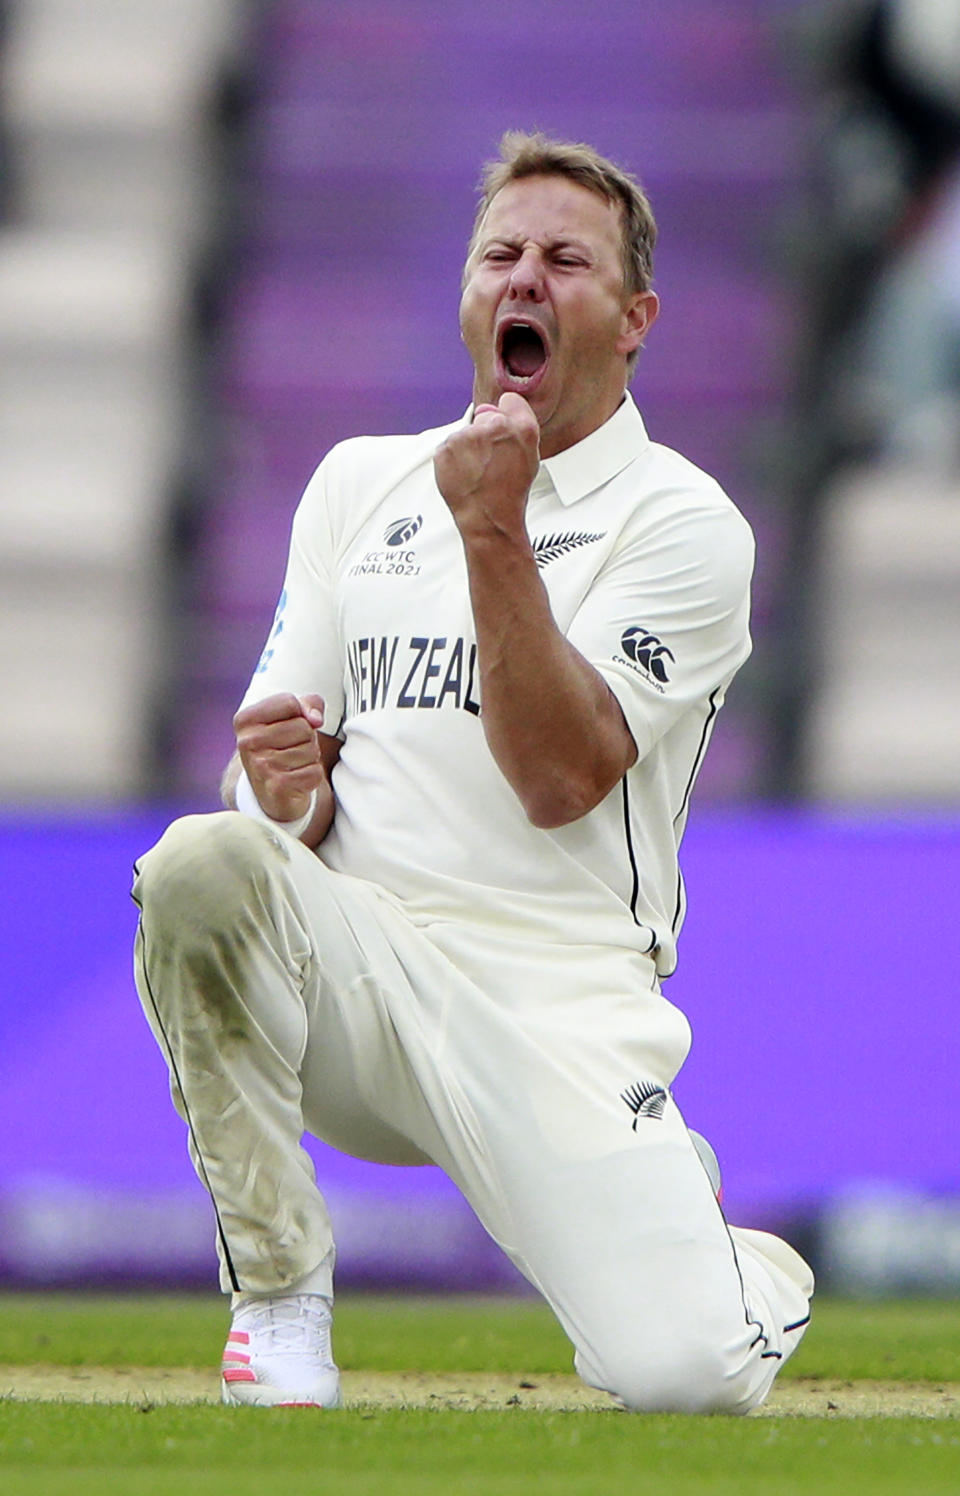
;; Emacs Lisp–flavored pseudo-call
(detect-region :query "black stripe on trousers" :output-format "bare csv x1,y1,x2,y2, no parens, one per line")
132,890,241,1292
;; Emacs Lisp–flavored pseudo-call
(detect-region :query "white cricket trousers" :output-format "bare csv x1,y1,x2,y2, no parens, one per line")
132,812,812,1414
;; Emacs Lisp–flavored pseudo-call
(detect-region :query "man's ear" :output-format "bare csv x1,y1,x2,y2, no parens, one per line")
618,289,659,357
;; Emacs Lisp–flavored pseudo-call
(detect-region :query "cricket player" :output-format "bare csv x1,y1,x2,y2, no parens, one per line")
132,131,813,1413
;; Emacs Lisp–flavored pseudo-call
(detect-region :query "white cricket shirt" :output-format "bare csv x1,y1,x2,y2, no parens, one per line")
240,395,754,976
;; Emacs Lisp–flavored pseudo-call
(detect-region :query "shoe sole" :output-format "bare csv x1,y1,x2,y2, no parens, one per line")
221,1380,343,1409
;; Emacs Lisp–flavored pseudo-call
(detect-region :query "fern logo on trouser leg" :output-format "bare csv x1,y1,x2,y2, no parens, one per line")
621,1082,668,1127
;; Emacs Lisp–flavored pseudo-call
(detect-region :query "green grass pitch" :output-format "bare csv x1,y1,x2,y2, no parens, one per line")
0,1294,958,1495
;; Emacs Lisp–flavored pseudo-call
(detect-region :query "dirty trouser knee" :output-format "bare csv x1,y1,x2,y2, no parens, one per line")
133,812,339,1295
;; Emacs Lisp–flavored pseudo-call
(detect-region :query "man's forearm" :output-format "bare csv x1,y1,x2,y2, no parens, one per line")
435,393,636,824
461,528,636,827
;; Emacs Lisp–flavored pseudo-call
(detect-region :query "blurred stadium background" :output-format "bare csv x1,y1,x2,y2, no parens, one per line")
0,0,958,1300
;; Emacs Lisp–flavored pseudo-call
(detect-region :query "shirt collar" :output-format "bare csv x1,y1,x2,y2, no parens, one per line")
542,394,649,505
459,393,649,508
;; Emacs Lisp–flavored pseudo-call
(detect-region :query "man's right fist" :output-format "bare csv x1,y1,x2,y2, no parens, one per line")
233,692,327,824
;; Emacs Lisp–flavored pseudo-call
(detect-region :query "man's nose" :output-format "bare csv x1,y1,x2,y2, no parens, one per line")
508,249,546,299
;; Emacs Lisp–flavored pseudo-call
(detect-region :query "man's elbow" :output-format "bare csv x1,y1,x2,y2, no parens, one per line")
526,800,585,830
521,773,613,830
510,713,639,828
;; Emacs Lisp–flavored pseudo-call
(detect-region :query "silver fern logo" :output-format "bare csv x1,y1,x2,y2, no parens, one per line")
621,1081,668,1127
384,515,423,547
531,531,605,568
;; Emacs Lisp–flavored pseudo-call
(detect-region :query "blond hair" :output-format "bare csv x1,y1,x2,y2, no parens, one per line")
469,130,657,295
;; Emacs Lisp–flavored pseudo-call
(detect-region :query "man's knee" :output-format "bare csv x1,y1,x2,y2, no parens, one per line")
577,1335,756,1415
133,812,279,936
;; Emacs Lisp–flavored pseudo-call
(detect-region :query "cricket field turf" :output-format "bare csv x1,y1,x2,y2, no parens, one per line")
0,1293,957,1494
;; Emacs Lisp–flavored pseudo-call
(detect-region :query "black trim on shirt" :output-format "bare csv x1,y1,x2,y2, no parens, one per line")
673,687,722,833
621,778,641,919
670,687,722,933
620,778,658,954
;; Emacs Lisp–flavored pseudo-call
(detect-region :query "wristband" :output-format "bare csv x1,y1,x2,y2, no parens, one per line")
235,769,318,839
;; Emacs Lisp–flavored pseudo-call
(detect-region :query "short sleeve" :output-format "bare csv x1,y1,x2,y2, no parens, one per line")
237,458,347,735
566,496,754,762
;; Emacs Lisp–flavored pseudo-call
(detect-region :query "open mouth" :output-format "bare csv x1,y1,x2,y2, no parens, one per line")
497,321,549,386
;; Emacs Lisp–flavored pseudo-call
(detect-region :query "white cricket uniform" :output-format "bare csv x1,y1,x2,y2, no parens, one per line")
133,395,812,1414
242,395,750,974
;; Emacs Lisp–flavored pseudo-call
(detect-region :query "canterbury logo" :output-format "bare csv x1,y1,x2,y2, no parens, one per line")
621,1082,668,1126
620,626,674,684
531,531,605,568
384,515,423,546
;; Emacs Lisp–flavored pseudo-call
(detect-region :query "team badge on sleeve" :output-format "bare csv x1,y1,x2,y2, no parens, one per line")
618,625,674,686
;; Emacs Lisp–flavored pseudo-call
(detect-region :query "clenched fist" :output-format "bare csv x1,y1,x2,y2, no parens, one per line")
434,392,540,538
233,692,329,824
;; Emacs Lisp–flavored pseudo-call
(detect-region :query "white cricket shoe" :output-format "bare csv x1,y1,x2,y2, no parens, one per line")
221,1292,342,1408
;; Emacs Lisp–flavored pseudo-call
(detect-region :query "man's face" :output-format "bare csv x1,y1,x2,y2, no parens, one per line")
459,175,658,457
